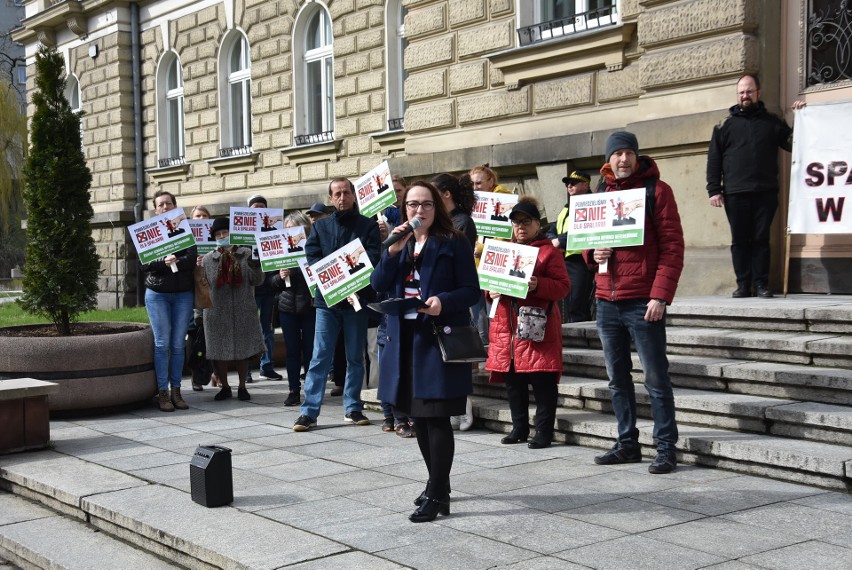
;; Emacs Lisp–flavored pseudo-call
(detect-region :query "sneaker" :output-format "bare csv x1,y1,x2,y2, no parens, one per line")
395,422,414,438
344,411,371,425
381,417,395,432
594,443,642,465
284,390,300,406
245,372,254,384
260,368,283,381
293,415,316,431
648,449,677,474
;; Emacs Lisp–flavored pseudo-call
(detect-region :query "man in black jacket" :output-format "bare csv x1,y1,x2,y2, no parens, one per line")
706,74,805,298
293,178,381,431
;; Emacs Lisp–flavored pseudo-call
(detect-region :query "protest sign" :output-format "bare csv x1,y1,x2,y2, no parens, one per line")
309,238,373,307
477,240,539,298
565,187,647,250
188,219,215,256
471,191,519,238
128,209,195,264
297,257,318,297
788,101,852,234
255,226,307,272
354,161,396,219
229,207,285,245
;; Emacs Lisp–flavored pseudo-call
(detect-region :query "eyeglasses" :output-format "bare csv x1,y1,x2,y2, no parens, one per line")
405,201,435,211
511,218,536,227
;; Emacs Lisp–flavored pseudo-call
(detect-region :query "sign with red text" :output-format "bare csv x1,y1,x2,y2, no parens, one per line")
472,191,519,239
188,219,215,255
255,226,307,272
565,187,647,249
297,256,318,297
477,240,539,298
309,238,374,307
788,101,852,234
229,207,285,245
128,209,195,263
355,161,396,219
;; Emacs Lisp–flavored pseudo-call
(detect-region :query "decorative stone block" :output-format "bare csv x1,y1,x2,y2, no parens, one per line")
336,117,358,137
490,0,512,15
449,61,487,94
329,0,355,19
346,135,372,156
358,113,384,134
639,0,758,48
346,53,371,74
328,157,360,178
336,76,357,97
335,35,357,56
640,35,758,90
532,74,593,112
457,20,513,58
404,100,455,132
301,162,329,181
597,65,642,102
347,93,372,115
404,35,454,71
458,87,529,125
359,70,384,92
344,10,369,34
404,4,447,39
404,69,447,102
370,92,384,111
449,0,486,27
358,28,384,50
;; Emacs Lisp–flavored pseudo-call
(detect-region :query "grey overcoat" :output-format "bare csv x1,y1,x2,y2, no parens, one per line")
202,246,265,361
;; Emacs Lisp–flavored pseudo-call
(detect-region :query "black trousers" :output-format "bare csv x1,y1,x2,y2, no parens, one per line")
564,254,593,322
505,367,559,440
723,191,778,289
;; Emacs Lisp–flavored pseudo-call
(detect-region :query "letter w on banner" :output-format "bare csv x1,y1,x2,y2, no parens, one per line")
788,101,852,234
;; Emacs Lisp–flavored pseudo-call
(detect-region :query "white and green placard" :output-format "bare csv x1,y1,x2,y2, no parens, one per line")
297,256,318,297
255,226,307,272
566,187,647,250
229,207,284,246
128,209,196,264
355,161,397,219
310,238,374,307
471,191,519,239
188,219,215,256
477,240,539,298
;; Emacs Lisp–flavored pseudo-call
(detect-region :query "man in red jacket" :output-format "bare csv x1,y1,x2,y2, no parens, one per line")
585,131,685,474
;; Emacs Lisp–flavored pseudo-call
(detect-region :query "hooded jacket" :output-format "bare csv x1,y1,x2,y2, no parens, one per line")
583,156,684,304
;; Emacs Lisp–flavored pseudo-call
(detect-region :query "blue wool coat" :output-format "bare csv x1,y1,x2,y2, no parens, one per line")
371,234,480,403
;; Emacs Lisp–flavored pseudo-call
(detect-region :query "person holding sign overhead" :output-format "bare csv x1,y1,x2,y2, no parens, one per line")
485,197,570,450
371,181,480,522
293,178,380,432
585,131,684,474
142,191,197,413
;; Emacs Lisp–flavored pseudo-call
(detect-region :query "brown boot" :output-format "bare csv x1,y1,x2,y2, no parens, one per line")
157,390,175,412
171,387,189,410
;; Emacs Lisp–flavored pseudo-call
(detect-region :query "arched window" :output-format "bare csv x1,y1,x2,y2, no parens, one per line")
218,30,252,155
65,74,81,113
156,52,185,166
385,0,407,131
294,3,334,144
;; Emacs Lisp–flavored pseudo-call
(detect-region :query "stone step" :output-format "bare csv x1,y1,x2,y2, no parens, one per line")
0,451,351,568
468,373,852,446
563,322,852,367
0,491,177,570
466,395,852,491
563,347,852,406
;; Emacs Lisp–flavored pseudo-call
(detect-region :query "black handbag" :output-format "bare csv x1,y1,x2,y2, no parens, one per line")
432,322,487,363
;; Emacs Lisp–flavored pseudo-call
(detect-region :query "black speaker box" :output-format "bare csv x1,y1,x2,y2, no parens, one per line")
190,445,233,507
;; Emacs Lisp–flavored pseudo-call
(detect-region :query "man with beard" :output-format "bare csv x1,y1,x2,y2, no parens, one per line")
706,74,806,298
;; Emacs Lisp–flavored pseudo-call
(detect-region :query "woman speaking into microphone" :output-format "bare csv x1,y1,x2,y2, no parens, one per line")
371,181,480,523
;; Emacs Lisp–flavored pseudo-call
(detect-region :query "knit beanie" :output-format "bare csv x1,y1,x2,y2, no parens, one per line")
247,194,267,207
605,131,639,162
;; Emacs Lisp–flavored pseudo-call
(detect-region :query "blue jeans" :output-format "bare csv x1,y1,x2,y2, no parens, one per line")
145,289,194,391
596,298,678,451
300,307,368,419
254,292,276,372
280,311,315,392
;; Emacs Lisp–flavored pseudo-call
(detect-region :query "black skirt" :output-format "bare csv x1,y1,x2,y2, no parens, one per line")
395,319,466,418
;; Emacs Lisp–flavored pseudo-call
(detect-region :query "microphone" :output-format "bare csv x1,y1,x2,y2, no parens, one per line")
382,217,422,248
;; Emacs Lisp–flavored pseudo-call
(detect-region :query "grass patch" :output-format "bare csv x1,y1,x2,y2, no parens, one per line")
0,301,149,328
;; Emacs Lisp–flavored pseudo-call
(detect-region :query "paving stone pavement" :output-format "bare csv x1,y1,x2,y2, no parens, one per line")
2,379,852,569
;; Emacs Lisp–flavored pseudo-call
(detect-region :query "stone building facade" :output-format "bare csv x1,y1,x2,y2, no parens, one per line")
12,0,852,307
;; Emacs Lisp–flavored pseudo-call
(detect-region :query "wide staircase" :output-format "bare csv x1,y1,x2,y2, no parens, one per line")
374,294,852,491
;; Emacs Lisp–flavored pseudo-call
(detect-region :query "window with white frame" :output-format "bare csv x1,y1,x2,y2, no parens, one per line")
16,64,26,85
65,74,81,113
518,0,618,46
294,3,334,144
386,0,407,131
156,52,185,166
806,0,852,86
218,30,253,155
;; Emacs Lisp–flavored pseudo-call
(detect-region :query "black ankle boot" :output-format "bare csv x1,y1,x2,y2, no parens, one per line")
409,495,450,523
501,428,529,444
414,479,451,506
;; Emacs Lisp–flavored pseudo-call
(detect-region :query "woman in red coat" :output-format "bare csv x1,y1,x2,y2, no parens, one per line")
485,197,570,448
